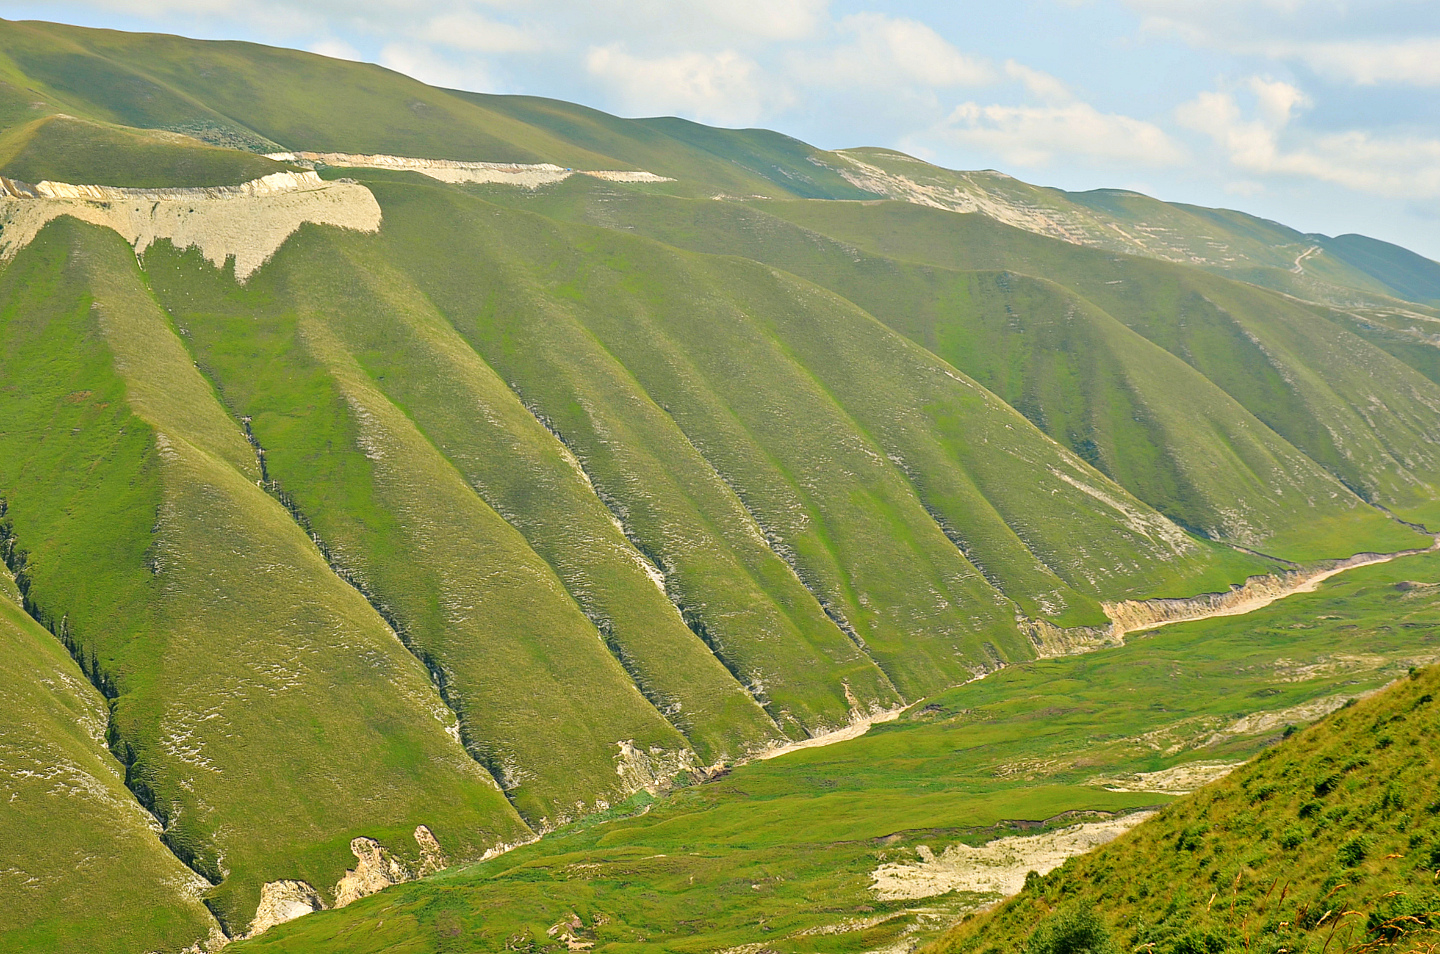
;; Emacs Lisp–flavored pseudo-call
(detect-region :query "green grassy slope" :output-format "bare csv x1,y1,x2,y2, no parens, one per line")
363,177,1270,677
0,580,220,954
0,113,287,186
2,16,1435,314
0,18,885,202
929,661,1440,954
1,20,1439,951
756,198,1440,534
141,235,730,826
0,15,1434,312
496,183,1423,561
0,19,613,167
0,218,531,931
231,546,1440,954
1320,232,1440,306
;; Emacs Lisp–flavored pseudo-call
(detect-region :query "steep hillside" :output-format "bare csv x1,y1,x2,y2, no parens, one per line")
0,18,863,200
501,181,1439,554
230,547,1440,954
752,198,1440,532
0,560,222,954
3,17,1437,313
0,218,532,933
929,662,1440,954
0,161,1301,942
0,18,1437,952
0,113,288,187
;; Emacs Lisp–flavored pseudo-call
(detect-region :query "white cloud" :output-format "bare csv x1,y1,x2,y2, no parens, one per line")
792,13,993,90
584,46,775,126
414,11,543,55
1177,76,1440,197
1004,61,1072,103
695,0,829,42
938,100,1186,168
1262,37,1440,86
309,38,363,62
378,43,492,91
1127,0,1440,87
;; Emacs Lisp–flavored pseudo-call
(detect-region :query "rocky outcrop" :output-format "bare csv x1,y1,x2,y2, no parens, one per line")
614,739,699,796
331,837,411,909
1023,537,1438,657
247,880,326,938
246,825,453,940
1104,541,1436,640
0,171,381,280
267,151,674,188
1019,618,1122,659
1,170,326,202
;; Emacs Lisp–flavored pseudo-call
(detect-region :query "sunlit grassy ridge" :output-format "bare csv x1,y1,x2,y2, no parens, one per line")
751,198,1440,535
0,113,287,187
0,219,530,933
929,655,1440,954
492,181,1434,559
820,148,1440,310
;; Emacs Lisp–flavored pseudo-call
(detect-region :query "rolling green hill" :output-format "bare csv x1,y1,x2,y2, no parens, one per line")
0,113,288,187
0,17,1437,953
928,660,1440,954
819,148,1440,313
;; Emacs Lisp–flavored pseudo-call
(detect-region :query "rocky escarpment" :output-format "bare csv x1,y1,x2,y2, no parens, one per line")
1023,537,1438,658
268,151,674,187
0,170,381,279
1104,540,1437,640
246,825,449,939
1019,617,1123,658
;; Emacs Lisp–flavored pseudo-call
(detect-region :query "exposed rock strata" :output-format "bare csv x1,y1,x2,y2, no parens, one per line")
267,151,673,187
247,880,325,939
1103,541,1437,640
1027,537,1438,658
0,171,381,280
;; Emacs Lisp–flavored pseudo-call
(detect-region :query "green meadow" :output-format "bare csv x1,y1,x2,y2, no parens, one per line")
236,550,1440,954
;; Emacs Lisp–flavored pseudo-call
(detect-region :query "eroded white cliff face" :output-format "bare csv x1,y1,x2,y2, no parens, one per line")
267,151,673,187
0,171,381,280
245,825,451,940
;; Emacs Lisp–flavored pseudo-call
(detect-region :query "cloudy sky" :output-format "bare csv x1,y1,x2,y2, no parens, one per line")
5,0,1438,258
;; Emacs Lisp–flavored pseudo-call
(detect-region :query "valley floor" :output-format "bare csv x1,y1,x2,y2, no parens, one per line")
233,545,1440,954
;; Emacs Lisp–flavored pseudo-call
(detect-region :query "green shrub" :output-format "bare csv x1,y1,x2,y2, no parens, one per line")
1176,824,1210,852
1338,836,1370,867
1249,784,1278,804
1366,892,1439,941
1169,928,1233,954
1024,907,1116,954
1279,825,1306,850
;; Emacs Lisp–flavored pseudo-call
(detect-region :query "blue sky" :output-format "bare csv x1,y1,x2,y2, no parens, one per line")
5,0,1438,258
